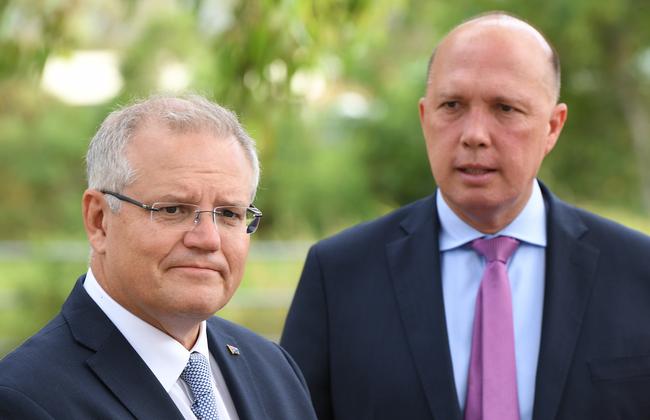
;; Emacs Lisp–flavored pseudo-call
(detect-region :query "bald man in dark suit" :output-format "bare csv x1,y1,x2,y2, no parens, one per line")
281,12,650,420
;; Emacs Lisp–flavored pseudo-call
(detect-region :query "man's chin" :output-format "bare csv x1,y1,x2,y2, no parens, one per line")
181,288,234,315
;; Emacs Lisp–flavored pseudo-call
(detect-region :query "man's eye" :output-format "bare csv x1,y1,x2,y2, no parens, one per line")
221,209,236,218
162,206,180,214
220,209,245,219
442,101,459,109
218,208,246,220
499,104,514,112
160,205,192,215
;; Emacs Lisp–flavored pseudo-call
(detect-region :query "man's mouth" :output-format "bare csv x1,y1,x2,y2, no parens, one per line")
460,167,494,175
172,264,219,272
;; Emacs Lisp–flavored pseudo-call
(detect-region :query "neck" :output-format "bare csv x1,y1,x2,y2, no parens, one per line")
155,317,202,350
443,197,530,235
459,211,517,234
440,183,536,235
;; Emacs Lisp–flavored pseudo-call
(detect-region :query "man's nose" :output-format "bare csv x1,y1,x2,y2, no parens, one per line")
183,211,221,251
460,107,491,148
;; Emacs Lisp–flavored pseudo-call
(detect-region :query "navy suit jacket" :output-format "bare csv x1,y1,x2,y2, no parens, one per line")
281,183,650,420
0,277,317,420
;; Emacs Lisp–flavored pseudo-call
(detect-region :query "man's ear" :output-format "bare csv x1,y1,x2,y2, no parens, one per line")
544,102,568,155
82,189,109,255
418,97,427,126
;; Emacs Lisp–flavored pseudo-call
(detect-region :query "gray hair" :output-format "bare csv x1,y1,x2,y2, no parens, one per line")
86,94,260,210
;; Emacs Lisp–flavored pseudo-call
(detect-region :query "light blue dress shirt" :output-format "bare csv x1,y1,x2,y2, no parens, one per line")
438,180,546,420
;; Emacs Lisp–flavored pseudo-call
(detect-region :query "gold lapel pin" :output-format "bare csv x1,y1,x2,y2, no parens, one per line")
226,344,240,356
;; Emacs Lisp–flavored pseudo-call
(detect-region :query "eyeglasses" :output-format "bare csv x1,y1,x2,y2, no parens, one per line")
101,190,262,234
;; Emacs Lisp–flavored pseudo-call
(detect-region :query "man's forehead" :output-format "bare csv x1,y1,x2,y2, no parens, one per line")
425,14,559,103
450,14,553,57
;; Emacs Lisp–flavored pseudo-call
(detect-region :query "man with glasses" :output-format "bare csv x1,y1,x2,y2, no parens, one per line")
0,94,317,420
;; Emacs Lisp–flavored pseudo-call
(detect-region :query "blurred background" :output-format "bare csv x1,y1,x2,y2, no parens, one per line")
1,0,650,356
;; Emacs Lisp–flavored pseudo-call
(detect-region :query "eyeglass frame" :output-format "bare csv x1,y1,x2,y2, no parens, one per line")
100,190,263,234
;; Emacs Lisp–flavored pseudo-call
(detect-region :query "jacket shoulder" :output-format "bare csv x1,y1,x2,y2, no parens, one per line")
314,195,435,254
554,198,650,246
0,314,71,382
572,204,650,249
0,312,86,413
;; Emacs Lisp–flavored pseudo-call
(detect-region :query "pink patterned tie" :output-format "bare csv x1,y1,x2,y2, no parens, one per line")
464,236,520,420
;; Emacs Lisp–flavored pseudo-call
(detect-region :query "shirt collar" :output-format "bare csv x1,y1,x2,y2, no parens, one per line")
437,180,547,251
83,268,212,391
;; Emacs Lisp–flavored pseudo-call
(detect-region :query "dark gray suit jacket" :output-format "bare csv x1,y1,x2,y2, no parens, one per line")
0,277,317,420
281,182,650,420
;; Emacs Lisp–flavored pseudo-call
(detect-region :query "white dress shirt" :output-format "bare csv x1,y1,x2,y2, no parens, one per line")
438,180,546,420
83,269,239,420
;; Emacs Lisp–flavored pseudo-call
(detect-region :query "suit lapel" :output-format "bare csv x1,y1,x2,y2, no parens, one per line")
206,320,267,420
532,186,600,420
87,329,185,419
386,196,462,420
63,278,184,420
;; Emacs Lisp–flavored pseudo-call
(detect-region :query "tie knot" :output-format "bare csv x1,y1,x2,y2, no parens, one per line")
472,236,519,263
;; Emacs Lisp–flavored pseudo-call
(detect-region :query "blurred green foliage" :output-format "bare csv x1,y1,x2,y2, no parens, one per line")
2,0,650,353
2,0,650,240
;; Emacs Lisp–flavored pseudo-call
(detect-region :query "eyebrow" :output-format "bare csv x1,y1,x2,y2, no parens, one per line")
155,193,198,203
491,95,532,109
431,92,462,103
155,195,250,208
434,90,531,105
218,199,251,207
